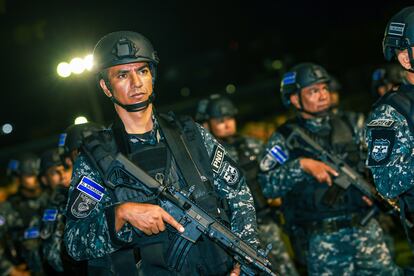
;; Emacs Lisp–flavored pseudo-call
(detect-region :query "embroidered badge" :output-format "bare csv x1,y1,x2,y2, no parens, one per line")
367,119,395,128
70,176,104,219
76,176,105,201
260,154,277,172
220,161,240,185
211,145,225,173
388,22,405,36
367,129,395,166
372,139,391,162
269,145,288,164
42,209,58,222
24,226,40,239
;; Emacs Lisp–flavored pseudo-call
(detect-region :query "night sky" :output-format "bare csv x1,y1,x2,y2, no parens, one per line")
0,0,412,168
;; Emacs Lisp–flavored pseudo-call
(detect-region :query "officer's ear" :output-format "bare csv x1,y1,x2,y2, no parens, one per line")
397,49,412,70
290,93,301,109
99,79,112,98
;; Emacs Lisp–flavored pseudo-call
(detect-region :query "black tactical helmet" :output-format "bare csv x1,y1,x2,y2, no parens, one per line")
205,95,238,119
280,62,331,107
58,122,105,155
195,98,210,123
371,63,405,96
93,31,159,72
93,31,160,112
40,148,63,175
15,153,40,176
383,7,414,67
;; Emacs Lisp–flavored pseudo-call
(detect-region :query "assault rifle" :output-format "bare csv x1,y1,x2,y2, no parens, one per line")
104,153,277,276
285,127,402,226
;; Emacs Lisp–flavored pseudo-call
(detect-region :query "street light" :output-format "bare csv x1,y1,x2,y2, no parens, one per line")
74,116,88,125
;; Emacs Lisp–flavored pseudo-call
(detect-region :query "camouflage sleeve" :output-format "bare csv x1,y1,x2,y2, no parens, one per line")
63,154,134,260
365,104,414,198
257,132,309,198
197,124,259,247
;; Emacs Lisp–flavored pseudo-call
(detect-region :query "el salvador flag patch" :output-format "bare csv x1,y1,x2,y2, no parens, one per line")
58,133,67,147
76,176,105,202
269,145,288,165
24,226,40,239
42,209,58,221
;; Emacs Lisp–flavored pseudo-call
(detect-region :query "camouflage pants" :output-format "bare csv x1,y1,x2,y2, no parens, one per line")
307,218,402,276
258,219,299,276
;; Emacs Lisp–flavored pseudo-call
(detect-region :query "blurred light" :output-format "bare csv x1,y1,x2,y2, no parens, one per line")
2,123,13,134
84,54,94,71
180,87,190,97
271,59,283,70
74,116,88,125
226,84,236,94
57,62,71,78
70,57,85,74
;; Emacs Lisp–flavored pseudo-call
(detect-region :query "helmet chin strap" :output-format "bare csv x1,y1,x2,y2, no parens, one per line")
110,93,155,112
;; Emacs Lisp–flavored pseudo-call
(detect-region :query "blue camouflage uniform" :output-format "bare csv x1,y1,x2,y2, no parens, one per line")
366,83,414,241
64,115,258,275
259,114,401,275
221,135,299,276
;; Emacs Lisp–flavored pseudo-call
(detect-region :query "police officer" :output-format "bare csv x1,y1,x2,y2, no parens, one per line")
258,62,401,275
0,153,48,275
366,7,414,246
371,63,406,99
63,31,258,276
38,148,87,275
203,95,299,275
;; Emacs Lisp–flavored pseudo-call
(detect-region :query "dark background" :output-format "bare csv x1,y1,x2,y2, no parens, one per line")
0,0,412,170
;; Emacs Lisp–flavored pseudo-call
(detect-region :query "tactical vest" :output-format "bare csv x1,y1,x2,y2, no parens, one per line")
278,115,368,226
82,113,233,275
224,136,269,214
373,83,414,247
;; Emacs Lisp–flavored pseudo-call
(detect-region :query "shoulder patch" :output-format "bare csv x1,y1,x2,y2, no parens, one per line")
269,145,288,164
367,119,395,128
219,161,240,186
367,129,396,166
69,176,104,219
42,209,58,222
260,154,277,172
76,176,105,201
211,145,225,173
24,226,40,239
0,215,5,226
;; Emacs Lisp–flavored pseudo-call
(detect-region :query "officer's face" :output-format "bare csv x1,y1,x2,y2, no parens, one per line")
100,62,153,106
21,174,40,190
42,165,71,188
291,82,331,116
209,117,237,139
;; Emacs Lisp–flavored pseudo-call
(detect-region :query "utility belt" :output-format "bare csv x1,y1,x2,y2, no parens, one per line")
298,214,364,235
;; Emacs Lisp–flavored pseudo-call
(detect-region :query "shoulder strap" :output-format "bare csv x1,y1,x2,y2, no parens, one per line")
157,112,221,216
373,88,414,133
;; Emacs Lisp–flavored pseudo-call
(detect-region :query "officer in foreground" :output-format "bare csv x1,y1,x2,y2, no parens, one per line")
366,6,414,246
201,95,298,275
63,31,258,275
0,153,48,275
258,62,401,275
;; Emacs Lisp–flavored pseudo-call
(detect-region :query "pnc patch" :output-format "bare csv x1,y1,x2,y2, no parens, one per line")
367,119,395,128
211,145,225,173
